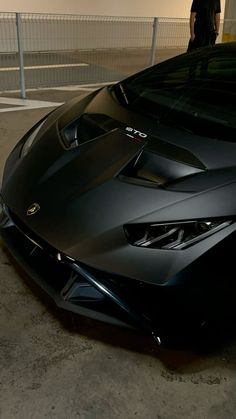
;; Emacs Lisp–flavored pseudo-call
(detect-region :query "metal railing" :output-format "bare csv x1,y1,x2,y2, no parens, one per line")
0,12,229,98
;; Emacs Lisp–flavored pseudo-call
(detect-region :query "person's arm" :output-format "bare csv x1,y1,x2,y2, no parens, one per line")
215,0,221,35
190,12,196,41
215,13,221,35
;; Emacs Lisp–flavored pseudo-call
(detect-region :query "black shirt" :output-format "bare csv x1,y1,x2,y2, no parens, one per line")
191,0,221,33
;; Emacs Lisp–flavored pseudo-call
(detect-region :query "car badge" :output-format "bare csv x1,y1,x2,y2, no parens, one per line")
27,202,40,216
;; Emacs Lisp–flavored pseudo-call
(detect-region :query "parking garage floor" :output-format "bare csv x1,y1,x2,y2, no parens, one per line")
1,88,236,419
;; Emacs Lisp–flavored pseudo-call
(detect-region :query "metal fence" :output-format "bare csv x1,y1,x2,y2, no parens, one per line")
0,12,228,98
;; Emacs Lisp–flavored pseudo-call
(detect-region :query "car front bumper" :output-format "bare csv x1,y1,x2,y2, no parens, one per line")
0,198,223,344
0,200,167,342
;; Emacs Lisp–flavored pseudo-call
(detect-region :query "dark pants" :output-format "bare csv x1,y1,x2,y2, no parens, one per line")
187,31,217,52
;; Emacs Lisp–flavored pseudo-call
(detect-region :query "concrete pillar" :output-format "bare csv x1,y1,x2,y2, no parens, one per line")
223,0,236,41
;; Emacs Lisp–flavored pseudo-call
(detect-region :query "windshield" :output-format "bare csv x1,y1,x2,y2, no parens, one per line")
114,46,236,142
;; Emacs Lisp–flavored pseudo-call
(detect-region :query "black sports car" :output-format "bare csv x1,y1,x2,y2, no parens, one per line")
1,43,236,344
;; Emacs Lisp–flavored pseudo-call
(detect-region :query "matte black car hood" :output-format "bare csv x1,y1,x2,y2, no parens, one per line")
2,124,190,249
2,87,236,284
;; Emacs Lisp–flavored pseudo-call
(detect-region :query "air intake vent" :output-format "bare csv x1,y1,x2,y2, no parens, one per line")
118,150,204,187
61,114,106,149
119,151,169,186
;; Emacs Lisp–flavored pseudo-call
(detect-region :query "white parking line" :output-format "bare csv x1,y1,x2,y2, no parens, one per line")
0,82,118,112
52,81,117,91
0,63,88,72
0,97,62,112
0,82,117,95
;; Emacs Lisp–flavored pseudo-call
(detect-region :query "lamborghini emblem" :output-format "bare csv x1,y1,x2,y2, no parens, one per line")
27,202,40,216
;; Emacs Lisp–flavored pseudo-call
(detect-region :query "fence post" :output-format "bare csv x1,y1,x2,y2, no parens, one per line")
16,13,26,99
150,17,158,67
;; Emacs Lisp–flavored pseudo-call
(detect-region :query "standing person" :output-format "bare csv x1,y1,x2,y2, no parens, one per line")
188,0,221,52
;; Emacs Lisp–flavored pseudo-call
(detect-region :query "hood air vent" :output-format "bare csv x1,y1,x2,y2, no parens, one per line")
61,114,107,149
118,150,204,187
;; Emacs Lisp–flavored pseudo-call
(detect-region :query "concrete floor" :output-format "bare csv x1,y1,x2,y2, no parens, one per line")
0,48,186,92
1,91,236,419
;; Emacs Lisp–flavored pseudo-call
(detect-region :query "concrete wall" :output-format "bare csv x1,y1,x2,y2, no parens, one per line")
223,0,236,40
0,0,225,19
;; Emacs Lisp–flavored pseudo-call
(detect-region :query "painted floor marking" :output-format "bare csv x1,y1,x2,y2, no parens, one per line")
0,82,118,112
0,97,63,112
0,82,117,95
51,81,118,91
0,63,88,72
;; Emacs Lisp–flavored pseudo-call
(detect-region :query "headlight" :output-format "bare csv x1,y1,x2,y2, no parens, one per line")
21,118,47,157
124,219,233,250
